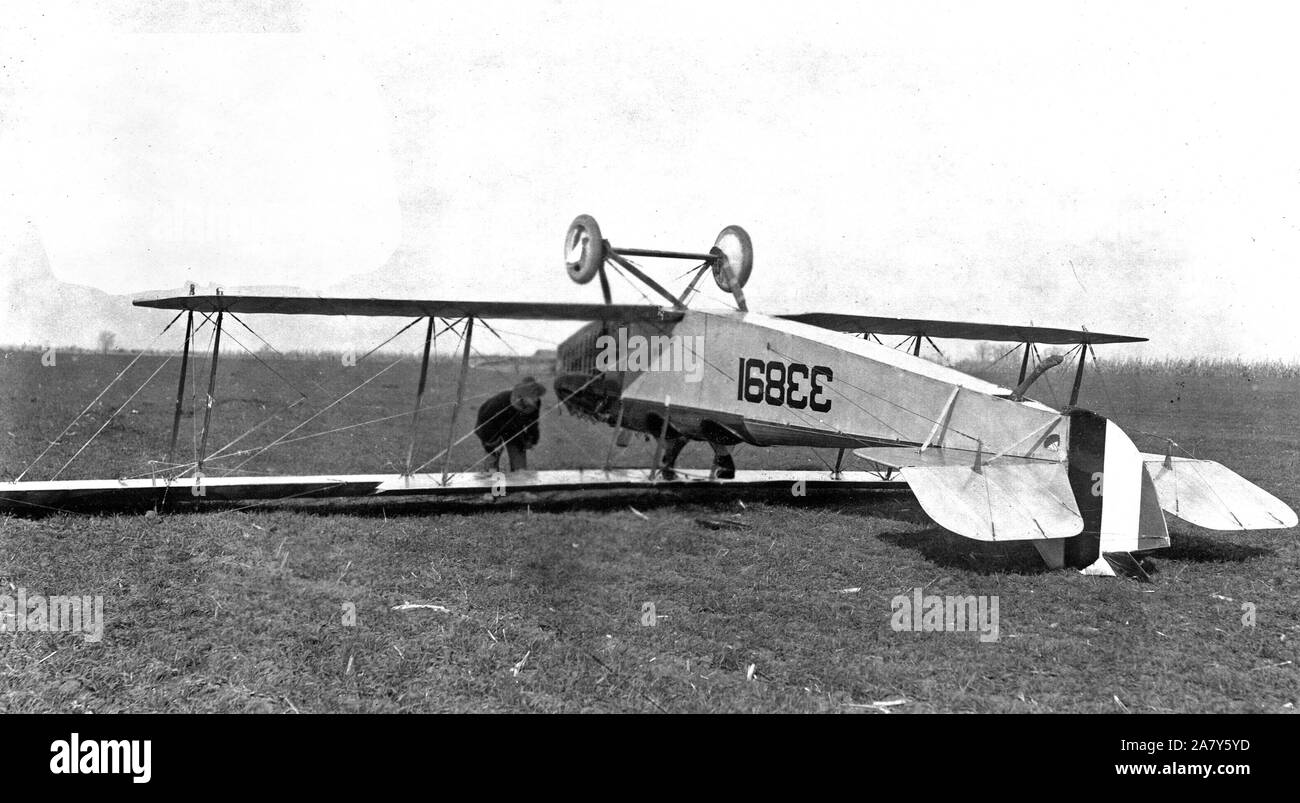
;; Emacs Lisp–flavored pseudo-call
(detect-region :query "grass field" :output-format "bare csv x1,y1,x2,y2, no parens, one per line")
1,344,1297,712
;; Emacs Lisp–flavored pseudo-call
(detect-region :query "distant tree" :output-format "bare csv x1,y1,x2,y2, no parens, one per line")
97,330,117,353
974,341,999,364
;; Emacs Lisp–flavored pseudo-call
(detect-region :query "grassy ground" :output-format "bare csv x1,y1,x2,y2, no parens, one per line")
1,346,1297,712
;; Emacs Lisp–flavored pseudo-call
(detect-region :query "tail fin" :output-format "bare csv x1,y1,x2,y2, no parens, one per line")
1065,412,1299,575
1064,410,1169,574
857,410,1295,576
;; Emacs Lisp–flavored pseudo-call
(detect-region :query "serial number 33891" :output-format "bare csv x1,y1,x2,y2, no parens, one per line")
735,357,833,412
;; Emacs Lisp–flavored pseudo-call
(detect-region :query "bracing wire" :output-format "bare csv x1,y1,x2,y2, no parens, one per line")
16,312,183,481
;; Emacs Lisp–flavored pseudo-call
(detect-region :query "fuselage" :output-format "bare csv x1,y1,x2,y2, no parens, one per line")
555,309,1067,460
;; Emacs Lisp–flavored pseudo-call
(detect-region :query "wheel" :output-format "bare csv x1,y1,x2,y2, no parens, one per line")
565,214,605,284
711,225,753,292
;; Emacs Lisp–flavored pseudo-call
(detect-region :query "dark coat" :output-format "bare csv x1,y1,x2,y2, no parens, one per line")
474,390,539,450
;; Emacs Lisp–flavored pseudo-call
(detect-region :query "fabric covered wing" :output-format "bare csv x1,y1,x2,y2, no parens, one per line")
777,313,1144,345
133,293,683,322
1141,455,1297,530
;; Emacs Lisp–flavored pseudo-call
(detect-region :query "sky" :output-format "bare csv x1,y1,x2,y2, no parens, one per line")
3,1,1299,359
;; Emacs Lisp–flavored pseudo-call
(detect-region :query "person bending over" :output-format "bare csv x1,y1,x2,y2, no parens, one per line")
475,377,546,472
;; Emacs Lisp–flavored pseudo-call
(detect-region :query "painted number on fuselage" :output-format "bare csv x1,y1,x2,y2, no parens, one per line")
736,358,832,412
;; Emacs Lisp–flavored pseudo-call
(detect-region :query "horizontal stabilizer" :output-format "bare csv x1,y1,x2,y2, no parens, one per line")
855,446,1080,541
1141,455,1298,530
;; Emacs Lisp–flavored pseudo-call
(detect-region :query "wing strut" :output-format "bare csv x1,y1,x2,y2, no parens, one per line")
166,309,195,467
1068,344,1087,406
404,317,436,475
441,317,475,485
196,310,224,478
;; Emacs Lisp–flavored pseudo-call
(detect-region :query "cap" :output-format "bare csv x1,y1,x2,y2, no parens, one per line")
511,377,547,402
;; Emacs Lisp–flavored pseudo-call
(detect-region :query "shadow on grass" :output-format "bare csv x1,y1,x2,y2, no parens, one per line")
1161,530,1271,563
879,525,1273,574
876,527,1056,576
201,486,915,520
0,486,912,521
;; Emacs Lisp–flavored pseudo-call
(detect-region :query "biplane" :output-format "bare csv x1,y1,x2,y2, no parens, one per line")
1,215,1294,577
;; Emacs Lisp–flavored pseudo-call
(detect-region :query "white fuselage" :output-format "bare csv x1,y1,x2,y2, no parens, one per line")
557,309,1067,460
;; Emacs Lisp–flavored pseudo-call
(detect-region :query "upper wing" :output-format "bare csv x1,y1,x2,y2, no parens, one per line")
778,313,1145,345
133,292,683,322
